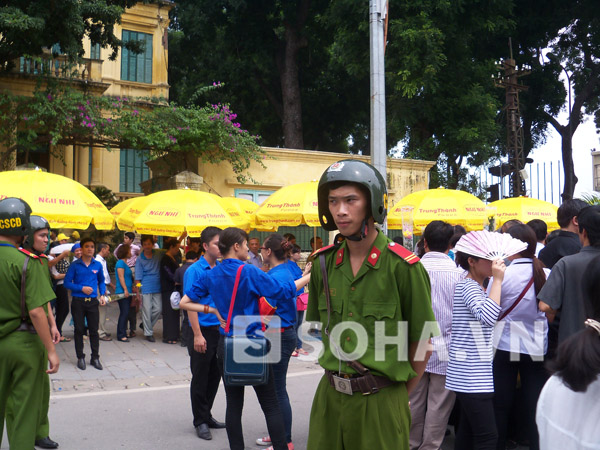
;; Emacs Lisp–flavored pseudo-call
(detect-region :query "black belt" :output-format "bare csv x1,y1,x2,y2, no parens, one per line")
72,296,94,302
325,369,396,396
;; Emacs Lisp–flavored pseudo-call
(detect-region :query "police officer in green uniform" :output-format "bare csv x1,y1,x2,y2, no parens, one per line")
306,160,438,450
0,198,59,450
7,215,61,448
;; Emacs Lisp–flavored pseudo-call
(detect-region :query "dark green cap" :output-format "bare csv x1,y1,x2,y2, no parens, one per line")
0,197,32,236
317,160,387,231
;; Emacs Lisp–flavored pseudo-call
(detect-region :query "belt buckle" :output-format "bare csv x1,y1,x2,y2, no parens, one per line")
85,297,91,302
332,374,353,396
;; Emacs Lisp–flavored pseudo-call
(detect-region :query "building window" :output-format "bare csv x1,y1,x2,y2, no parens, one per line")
119,149,149,193
121,30,153,84
90,43,101,59
595,162,600,192
235,189,275,205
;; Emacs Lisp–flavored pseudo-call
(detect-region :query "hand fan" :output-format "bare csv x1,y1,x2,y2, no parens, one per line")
454,230,527,260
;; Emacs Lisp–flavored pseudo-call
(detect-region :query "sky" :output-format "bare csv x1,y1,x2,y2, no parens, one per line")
530,108,598,201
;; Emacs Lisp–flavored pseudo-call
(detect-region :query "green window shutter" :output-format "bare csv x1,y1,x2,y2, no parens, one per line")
119,149,126,192
121,30,129,80
144,34,153,83
121,30,153,83
119,149,150,193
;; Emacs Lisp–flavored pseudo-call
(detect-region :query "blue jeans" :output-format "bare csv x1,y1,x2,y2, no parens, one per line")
294,310,305,349
272,327,297,443
117,296,131,340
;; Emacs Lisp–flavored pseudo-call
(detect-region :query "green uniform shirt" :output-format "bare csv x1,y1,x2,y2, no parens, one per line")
306,231,438,382
0,241,56,338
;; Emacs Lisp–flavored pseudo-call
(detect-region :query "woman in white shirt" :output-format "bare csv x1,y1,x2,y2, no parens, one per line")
491,224,551,450
536,254,600,450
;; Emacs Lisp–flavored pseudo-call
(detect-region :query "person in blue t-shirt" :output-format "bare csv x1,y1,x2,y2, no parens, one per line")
255,234,310,449
180,227,310,450
115,244,133,342
286,244,308,357
181,227,226,441
64,237,106,371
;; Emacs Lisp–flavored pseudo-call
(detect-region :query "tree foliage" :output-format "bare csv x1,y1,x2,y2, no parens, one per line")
0,76,264,182
169,0,370,153
0,0,148,69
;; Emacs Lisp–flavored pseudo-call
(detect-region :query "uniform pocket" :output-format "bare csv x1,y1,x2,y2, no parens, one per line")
362,301,396,320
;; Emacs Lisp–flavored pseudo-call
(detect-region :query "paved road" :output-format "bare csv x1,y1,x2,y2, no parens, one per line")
0,302,482,449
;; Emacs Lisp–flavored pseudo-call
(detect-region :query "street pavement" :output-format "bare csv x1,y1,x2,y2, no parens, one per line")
0,302,473,450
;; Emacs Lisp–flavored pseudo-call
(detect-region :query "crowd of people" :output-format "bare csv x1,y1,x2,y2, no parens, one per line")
1,159,600,450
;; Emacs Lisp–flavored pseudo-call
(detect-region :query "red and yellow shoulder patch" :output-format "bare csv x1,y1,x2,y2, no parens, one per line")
18,247,44,263
18,247,39,259
312,244,336,256
387,242,420,265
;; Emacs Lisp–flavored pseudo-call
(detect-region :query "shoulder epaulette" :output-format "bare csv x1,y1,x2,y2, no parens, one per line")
307,243,336,264
18,247,40,259
387,242,420,265
313,244,336,256
38,253,48,259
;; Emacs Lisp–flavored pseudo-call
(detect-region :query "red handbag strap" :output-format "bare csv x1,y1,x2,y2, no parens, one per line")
499,277,534,321
225,264,244,334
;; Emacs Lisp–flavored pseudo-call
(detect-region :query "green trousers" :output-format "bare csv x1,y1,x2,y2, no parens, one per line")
0,331,46,450
307,374,410,450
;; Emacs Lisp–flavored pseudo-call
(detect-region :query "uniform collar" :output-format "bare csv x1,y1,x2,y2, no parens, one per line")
335,230,387,282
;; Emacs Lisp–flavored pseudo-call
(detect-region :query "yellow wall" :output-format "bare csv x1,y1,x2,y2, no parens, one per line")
197,147,435,206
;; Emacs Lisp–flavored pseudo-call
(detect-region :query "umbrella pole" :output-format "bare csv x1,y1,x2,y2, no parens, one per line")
314,226,317,247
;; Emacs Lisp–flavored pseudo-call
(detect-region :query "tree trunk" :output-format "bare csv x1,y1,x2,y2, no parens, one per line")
276,0,310,150
560,129,577,201
279,29,304,149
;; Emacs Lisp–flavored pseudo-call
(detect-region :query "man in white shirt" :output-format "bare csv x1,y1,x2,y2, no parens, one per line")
246,237,263,269
409,220,464,450
96,243,115,341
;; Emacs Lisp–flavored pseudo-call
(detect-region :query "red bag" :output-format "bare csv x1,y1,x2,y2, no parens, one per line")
296,293,309,311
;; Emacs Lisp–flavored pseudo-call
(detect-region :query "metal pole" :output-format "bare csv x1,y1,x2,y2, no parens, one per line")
550,161,554,203
369,1,387,181
537,163,540,200
557,161,562,205
543,162,546,201
369,0,387,233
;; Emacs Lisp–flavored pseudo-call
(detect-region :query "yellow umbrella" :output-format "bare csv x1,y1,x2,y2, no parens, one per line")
109,197,139,219
0,169,114,230
490,197,559,231
254,181,320,227
387,188,488,233
115,189,236,237
216,197,256,230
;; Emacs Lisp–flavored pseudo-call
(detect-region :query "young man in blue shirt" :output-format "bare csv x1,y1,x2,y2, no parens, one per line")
64,237,106,370
135,235,166,342
183,227,226,440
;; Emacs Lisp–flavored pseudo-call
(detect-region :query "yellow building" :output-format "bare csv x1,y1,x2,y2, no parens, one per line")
0,2,172,193
0,1,434,217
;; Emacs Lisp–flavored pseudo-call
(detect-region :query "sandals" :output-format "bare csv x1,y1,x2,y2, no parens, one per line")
162,339,178,344
59,336,71,342
128,331,136,338
119,337,130,343
297,348,309,355
291,350,299,357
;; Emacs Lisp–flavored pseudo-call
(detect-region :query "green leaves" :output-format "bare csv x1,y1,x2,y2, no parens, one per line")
0,80,264,180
